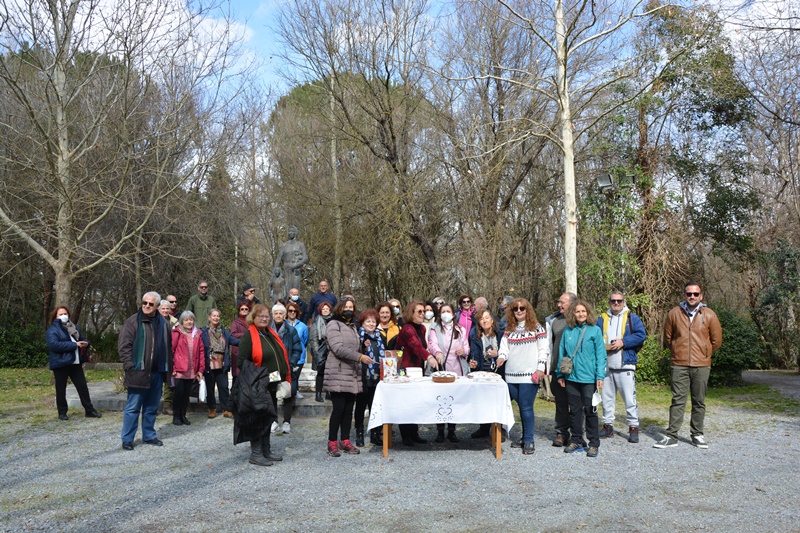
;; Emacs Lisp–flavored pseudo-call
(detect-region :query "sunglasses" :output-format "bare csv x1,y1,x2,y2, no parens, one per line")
461,300,471,304
142,302,156,307
610,299,624,304
685,292,701,297
512,306,526,312
287,309,297,313
167,300,177,304
199,286,208,289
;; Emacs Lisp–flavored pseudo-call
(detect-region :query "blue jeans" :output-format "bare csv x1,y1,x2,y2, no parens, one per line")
121,372,163,443
507,382,539,444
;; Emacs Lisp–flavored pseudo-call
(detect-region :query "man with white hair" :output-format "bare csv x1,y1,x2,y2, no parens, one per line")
118,291,172,450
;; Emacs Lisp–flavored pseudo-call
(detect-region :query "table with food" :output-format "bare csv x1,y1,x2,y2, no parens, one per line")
368,371,515,458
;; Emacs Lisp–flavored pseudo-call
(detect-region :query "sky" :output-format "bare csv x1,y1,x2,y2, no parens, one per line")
230,0,290,92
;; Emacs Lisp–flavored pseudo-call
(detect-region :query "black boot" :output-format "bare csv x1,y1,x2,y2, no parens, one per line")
435,424,445,443
355,428,365,447
447,425,459,443
249,440,273,466
370,428,383,446
261,434,283,462
315,392,324,402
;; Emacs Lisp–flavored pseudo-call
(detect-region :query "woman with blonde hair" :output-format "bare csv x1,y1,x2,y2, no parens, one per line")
497,298,548,455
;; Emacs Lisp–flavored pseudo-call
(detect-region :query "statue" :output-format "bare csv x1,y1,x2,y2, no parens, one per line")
269,268,287,304
273,225,308,295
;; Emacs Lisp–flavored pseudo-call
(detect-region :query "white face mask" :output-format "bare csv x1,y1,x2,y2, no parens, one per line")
440,312,453,324
291,295,299,301
393,307,401,315
424,311,434,320
58,314,69,323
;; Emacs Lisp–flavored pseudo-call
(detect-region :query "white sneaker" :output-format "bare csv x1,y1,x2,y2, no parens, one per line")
692,435,708,449
295,392,304,399
282,422,291,434
270,421,279,433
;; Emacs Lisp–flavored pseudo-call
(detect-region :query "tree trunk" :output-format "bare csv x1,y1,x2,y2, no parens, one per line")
556,0,578,294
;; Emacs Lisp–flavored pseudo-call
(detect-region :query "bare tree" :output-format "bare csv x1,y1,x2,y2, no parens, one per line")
0,0,248,306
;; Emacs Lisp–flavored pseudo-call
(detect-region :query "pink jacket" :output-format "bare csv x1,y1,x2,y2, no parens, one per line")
171,328,206,375
428,323,470,375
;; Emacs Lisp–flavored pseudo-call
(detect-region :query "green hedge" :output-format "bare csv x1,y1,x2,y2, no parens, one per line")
0,324,48,368
636,337,671,385
709,308,762,386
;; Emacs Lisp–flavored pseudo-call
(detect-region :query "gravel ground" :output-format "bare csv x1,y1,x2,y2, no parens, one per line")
1,390,799,532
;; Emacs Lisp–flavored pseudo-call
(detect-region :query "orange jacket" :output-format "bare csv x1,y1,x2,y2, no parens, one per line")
664,305,722,367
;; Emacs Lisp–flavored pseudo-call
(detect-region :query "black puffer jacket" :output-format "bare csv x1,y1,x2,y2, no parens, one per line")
231,359,278,444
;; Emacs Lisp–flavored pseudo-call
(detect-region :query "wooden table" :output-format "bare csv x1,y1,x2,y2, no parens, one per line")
367,377,514,458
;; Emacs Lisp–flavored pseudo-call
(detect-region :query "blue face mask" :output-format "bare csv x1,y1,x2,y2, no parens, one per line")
291,295,299,301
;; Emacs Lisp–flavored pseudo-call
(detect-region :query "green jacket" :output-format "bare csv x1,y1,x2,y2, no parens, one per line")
556,323,606,383
186,293,217,328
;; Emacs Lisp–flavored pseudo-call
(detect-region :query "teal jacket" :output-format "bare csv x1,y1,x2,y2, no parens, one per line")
556,323,606,383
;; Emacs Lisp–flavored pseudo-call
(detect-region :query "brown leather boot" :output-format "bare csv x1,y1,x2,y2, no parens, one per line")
208,408,217,419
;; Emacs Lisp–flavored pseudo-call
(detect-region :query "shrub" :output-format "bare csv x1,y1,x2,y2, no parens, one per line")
85,331,120,363
636,336,671,385
0,324,48,368
710,308,762,386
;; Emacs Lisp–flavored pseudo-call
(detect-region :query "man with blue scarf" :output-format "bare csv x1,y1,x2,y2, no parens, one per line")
118,291,172,450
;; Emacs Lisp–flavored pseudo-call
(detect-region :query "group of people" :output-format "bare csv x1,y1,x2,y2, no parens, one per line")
45,278,722,464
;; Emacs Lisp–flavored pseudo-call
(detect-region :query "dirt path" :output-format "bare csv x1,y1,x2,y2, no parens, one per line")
743,369,800,400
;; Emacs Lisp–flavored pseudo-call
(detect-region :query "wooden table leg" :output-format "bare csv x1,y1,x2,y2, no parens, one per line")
383,423,391,458
492,423,502,459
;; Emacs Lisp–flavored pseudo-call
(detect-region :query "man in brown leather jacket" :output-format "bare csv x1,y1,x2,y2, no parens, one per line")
654,282,722,449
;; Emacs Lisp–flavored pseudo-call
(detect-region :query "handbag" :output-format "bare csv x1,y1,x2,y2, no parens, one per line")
276,380,292,400
559,326,587,376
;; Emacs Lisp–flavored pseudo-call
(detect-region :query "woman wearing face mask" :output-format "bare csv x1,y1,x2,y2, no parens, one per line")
200,309,239,419
46,306,102,421
496,298,548,455
270,304,303,435
324,297,374,456
556,300,606,458
310,302,333,402
376,302,400,349
171,311,206,426
285,301,309,400
388,298,404,327
428,303,470,443
229,302,251,387
353,308,385,446
422,301,436,330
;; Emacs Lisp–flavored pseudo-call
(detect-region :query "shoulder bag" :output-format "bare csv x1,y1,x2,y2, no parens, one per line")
559,326,587,376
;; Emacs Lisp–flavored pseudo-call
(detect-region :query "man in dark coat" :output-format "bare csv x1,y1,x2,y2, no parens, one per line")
118,291,172,450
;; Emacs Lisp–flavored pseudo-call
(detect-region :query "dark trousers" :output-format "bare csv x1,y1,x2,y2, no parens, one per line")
315,364,325,394
173,378,194,419
551,373,571,437
399,424,421,440
53,365,94,415
282,366,303,423
328,391,356,441
354,384,377,430
204,369,230,411
566,381,600,448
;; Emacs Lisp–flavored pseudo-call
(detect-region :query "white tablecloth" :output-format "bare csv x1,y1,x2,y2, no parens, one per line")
367,377,515,431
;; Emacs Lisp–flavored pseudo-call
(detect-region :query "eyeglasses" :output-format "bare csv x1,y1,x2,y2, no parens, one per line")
255,315,270,320
142,302,156,307
512,306,526,312
461,300,471,304
199,285,208,289
415,309,424,314
287,309,297,314
610,299,624,304
685,292,701,297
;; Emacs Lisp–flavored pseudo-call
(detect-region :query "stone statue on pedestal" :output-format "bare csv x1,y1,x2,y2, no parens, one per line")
273,225,308,296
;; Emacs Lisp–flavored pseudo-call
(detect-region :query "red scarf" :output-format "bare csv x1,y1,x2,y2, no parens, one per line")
247,325,291,384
